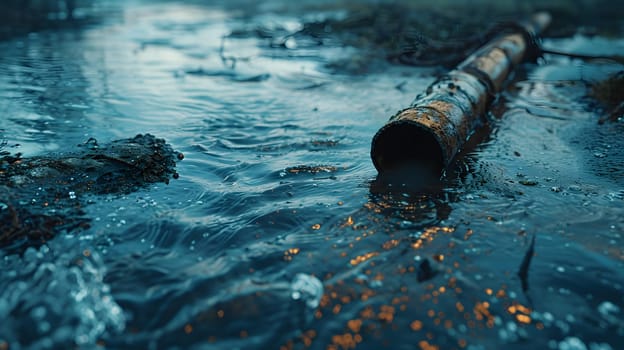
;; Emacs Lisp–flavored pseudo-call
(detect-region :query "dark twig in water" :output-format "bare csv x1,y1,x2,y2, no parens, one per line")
541,49,624,65
518,234,536,294
417,258,438,282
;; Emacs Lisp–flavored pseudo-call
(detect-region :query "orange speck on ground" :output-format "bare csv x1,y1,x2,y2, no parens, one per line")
456,302,465,312
410,320,423,331
349,252,379,266
516,314,531,324
378,305,395,323
347,319,362,333
360,307,375,319
419,340,439,350
382,239,400,249
331,333,357,350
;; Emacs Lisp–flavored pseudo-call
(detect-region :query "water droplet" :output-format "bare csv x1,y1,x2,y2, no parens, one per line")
284,37,297,49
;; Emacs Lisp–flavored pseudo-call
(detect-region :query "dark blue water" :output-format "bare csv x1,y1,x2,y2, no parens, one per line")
1,1,623,349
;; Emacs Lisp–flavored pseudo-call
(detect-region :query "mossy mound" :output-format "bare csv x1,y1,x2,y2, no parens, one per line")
0,134,181,252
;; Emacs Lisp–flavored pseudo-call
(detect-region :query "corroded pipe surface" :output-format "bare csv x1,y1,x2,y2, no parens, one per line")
371,12,551,174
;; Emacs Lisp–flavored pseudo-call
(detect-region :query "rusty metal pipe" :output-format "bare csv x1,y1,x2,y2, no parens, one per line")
371,12,551,174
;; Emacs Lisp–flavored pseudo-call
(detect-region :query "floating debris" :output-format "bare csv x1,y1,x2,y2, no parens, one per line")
0,134,181,251
519,180,539,186
285,165,338,174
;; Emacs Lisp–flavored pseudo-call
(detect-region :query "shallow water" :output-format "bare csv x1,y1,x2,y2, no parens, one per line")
1,1,623,349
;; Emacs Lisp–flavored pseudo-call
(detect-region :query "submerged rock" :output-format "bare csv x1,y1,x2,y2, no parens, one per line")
0,134,181,252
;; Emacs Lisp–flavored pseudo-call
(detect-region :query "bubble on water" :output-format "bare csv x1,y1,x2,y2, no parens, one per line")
399,220,415,229
284,37,297,49
555,319,571,333
409,231,423,239
558,337,587,350
589,342,613,350
355,273,369,282
598,301,620,317
290,273,323,309
68,191,76,199
369,280,383,288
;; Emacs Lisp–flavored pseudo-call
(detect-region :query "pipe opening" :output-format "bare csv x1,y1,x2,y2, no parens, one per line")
371,122,445,174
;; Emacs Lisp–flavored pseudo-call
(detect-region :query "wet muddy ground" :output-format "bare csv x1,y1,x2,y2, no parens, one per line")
1,1,623,349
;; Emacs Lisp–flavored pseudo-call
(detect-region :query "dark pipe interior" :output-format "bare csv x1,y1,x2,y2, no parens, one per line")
371,122,445,174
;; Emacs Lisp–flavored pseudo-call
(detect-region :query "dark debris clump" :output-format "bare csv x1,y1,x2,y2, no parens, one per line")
0,134,181,252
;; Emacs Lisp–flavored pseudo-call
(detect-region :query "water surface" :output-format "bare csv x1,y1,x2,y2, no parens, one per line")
1,1,623,349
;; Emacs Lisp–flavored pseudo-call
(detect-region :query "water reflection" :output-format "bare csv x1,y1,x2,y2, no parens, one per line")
1,1,81,39
0,30,95,154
